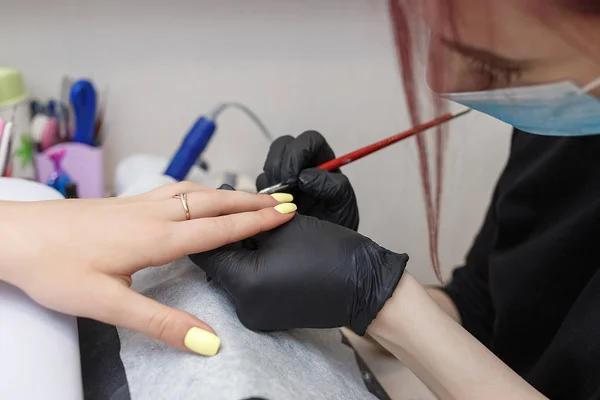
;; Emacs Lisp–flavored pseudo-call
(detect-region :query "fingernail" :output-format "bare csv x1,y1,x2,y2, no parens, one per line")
184,327,221,357
274,203,297,214
271,193,294,203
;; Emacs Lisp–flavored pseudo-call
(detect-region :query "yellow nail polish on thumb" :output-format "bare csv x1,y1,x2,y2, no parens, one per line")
184,327,221,356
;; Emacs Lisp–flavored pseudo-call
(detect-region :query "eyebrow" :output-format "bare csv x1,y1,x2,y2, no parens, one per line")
440,38,533,68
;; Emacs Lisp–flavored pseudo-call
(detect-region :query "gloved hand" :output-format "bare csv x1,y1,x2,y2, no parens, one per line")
189,214,408,335
256,131,360,231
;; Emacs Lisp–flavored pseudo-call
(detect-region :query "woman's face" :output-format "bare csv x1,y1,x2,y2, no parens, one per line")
416,0,600,95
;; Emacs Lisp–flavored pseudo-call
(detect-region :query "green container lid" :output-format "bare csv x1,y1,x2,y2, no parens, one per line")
0,67,27,107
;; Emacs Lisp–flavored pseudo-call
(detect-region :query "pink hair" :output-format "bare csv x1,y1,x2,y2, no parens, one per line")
389,0,450,283
388,0,600,283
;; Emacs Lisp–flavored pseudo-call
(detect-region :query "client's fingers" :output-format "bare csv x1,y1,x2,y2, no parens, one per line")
137,181,212,202
165,190,294,221
100,280,220,356
172,204,297,256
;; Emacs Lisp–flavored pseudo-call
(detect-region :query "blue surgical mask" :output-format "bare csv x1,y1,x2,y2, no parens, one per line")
440,78,600,136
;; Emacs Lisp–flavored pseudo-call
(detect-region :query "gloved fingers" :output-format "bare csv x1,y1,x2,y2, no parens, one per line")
93,278,220,356
189,245,256,291
218,183,235,191
188,241,237,283
256,173,269,192
263,135,295,185
282,131,336,182
298,168,351,203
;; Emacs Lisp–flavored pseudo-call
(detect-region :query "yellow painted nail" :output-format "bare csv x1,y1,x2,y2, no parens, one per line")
271,193,294,203
274,203,297,214
184,327,221,357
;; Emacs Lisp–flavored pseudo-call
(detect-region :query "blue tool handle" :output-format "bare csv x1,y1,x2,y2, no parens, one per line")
71,80,97,145
165,116,217,181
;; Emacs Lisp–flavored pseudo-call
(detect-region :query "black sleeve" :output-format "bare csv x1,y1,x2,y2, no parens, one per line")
439,132,520,347
526,269,600,399
441,195,497,347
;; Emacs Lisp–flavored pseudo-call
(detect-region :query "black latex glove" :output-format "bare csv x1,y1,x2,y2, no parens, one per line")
256,131,359,231
189,214,408,336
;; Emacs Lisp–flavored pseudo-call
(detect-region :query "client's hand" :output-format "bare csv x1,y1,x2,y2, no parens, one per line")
190,214,408,336
0,182,296,356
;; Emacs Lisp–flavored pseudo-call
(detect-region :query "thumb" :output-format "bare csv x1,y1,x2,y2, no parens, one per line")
99,279,221,357
298,168,350,202
255,173,269,192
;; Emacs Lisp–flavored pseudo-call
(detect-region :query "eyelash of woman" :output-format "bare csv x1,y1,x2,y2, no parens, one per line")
468,57,523,89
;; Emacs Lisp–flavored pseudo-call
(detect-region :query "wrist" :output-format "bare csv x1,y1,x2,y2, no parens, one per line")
367,271,439,347
351,249,408,335
367,274,547,400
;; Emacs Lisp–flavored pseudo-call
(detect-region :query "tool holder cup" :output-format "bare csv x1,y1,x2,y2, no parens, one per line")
34,142,104,198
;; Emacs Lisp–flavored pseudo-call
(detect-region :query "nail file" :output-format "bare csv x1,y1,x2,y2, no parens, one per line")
47,99,68,141
61,76,74,139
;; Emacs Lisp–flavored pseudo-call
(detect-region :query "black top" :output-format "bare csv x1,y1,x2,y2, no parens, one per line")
443,129,600,399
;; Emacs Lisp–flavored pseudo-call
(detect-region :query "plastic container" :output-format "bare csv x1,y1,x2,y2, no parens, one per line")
34,142,104,198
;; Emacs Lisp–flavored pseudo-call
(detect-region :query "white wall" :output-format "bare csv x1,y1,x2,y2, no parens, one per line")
1,0,511,284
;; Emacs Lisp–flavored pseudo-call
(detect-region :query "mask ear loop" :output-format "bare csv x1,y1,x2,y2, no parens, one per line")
582,76,600,94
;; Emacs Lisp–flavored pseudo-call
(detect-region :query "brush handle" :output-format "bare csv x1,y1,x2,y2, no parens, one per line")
318,112,458,171
257,110,470,195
